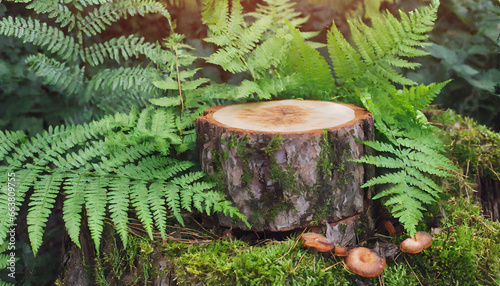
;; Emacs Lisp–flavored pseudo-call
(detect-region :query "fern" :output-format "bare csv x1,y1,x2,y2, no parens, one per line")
27,173,65,253
63,174,87,248
0,0,172,117
201,0,333,101
0,104,247,254
108,177,131,246
327,0,440,100
326,0,457,235
26,53,85,96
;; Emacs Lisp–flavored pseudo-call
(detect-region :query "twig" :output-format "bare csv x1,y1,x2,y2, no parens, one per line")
471,215,494,232
293,251,308,272
488,274,500,286
378,272,385,286
404,255,423,286
321,261,342,272
273,229,306,263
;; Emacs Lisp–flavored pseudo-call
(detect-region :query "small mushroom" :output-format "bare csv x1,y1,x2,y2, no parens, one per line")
416,231,433,249
300,232,334,252
345,247,386,278
400,231,433,254
334,246,348,257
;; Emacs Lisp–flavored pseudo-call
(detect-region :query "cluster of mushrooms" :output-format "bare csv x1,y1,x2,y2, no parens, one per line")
300,231,433,278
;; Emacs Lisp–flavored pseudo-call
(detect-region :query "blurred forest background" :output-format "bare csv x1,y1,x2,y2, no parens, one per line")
1,0,499,135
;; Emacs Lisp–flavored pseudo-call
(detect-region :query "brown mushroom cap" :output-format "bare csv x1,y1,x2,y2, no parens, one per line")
345,247,386,278
415,231,433,249
300,232,334,252
400,231,433,254
334,246,348,257
400,238,424,254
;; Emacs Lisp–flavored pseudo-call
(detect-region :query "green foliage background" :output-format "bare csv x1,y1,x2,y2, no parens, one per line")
0,0,499,285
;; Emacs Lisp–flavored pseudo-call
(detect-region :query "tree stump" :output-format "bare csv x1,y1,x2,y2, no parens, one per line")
196,99,374,231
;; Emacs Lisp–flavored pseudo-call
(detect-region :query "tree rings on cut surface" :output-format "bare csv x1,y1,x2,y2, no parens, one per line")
213,100,356,132
196,100,374,231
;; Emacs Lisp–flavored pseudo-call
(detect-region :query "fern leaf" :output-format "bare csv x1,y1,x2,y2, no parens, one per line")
78,0,170,37
84,35,155,66
201,0,229,34
26,0,75,30
0,130,26,162
108,177,130,247
280,22,335,100
354,155,405,169
149,97,181,108
27,173,65,255
171,172,205,188
26,53,84,95
148,181,168,239
75,0,112,8
131,180,154,239
86,66,161,102
0,169,40,246
164,182,183,226
245,36,287,80
327,19,364,83
0,17,79,61
84,177,109,251
362,170,406,188
63,173,87,248
328,1,439,92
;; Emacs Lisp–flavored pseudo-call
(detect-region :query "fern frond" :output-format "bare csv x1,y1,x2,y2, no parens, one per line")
204,0,271,74
171,171,207,188
0,169,40,245
86,66,161,101
63,173,87,248
327,19,365,85
78,0,171,37
354,155,405,169
85,176,109,251
27,172,65,255
280,22,335,100
131,180,154,239
75,0,112,8
245,36,287,80
0,17,79,61
5,119,115,169
0,241,12,268
55,140,107,170
0,130,26,162
148,181,168,238
328,1,439,93
362,170,406,188
252,0,306,30
84,35,156,66
99,144,156,171
26,0,75,30
384,186,426,235
201,0,228,34
164,182,183,226
26,53,84,96
137,156,195,180
108,177,130,247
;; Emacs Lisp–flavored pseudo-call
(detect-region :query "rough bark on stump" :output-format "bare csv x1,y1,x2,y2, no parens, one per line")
196,99,374,231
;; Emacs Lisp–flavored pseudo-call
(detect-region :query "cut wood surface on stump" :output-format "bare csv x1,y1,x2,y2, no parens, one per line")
196,99,374,231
